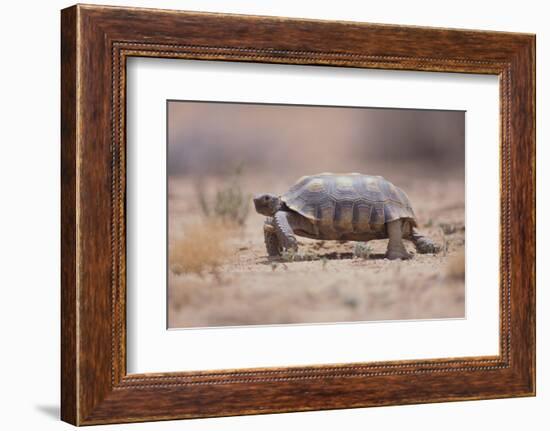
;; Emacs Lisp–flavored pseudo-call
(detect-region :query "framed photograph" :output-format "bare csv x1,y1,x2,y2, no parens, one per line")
61,4,535,425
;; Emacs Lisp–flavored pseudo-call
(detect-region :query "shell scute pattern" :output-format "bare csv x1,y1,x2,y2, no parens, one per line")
305,178,326,193
282,174,416,229
316,200,336,227
352,202,373,231
371,204,386,225
333,199,355,231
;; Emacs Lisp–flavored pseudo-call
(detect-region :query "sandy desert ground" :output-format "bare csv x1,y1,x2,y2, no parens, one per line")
167,166,465,328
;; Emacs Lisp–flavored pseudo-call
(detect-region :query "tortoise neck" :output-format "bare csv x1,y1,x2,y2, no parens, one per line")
278,200,290,212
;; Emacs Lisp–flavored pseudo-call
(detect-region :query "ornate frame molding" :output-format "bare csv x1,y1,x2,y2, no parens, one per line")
61,5,535,425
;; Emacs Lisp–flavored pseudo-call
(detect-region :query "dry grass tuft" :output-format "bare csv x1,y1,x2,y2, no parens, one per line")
170,220,232,276
447,250,465,280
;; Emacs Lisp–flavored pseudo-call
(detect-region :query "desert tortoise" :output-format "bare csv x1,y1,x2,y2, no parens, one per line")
253,173,438,260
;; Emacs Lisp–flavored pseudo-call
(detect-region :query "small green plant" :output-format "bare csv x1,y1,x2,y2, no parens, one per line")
195,165,251,226
436,227,449,257
353,242,372,260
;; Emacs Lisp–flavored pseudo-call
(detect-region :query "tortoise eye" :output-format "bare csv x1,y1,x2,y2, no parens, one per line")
264,196,269,202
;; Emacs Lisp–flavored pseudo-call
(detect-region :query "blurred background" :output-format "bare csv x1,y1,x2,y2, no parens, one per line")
168,101,464,179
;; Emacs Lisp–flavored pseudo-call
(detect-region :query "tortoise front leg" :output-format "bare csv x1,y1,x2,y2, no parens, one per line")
386,220,411,260
273,211,299,251
263,218,282,257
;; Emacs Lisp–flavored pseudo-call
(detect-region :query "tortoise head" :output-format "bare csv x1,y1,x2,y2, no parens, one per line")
253,193,282,216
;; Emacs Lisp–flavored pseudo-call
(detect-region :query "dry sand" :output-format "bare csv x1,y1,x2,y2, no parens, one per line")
168,170,465,328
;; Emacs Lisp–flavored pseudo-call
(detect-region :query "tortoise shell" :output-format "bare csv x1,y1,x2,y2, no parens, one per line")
281,173,416,232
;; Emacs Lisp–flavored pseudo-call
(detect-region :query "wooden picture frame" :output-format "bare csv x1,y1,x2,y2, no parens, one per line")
61,4,535,425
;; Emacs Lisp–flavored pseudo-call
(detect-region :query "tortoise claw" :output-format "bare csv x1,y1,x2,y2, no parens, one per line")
281,235,298,251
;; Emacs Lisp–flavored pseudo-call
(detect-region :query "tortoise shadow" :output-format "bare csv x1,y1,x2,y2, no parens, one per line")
317,251,387,261
258,251,387,265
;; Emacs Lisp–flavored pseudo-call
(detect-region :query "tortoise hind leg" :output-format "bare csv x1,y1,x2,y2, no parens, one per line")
386,220,411,260
264,218,282,257
411,228,440,254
